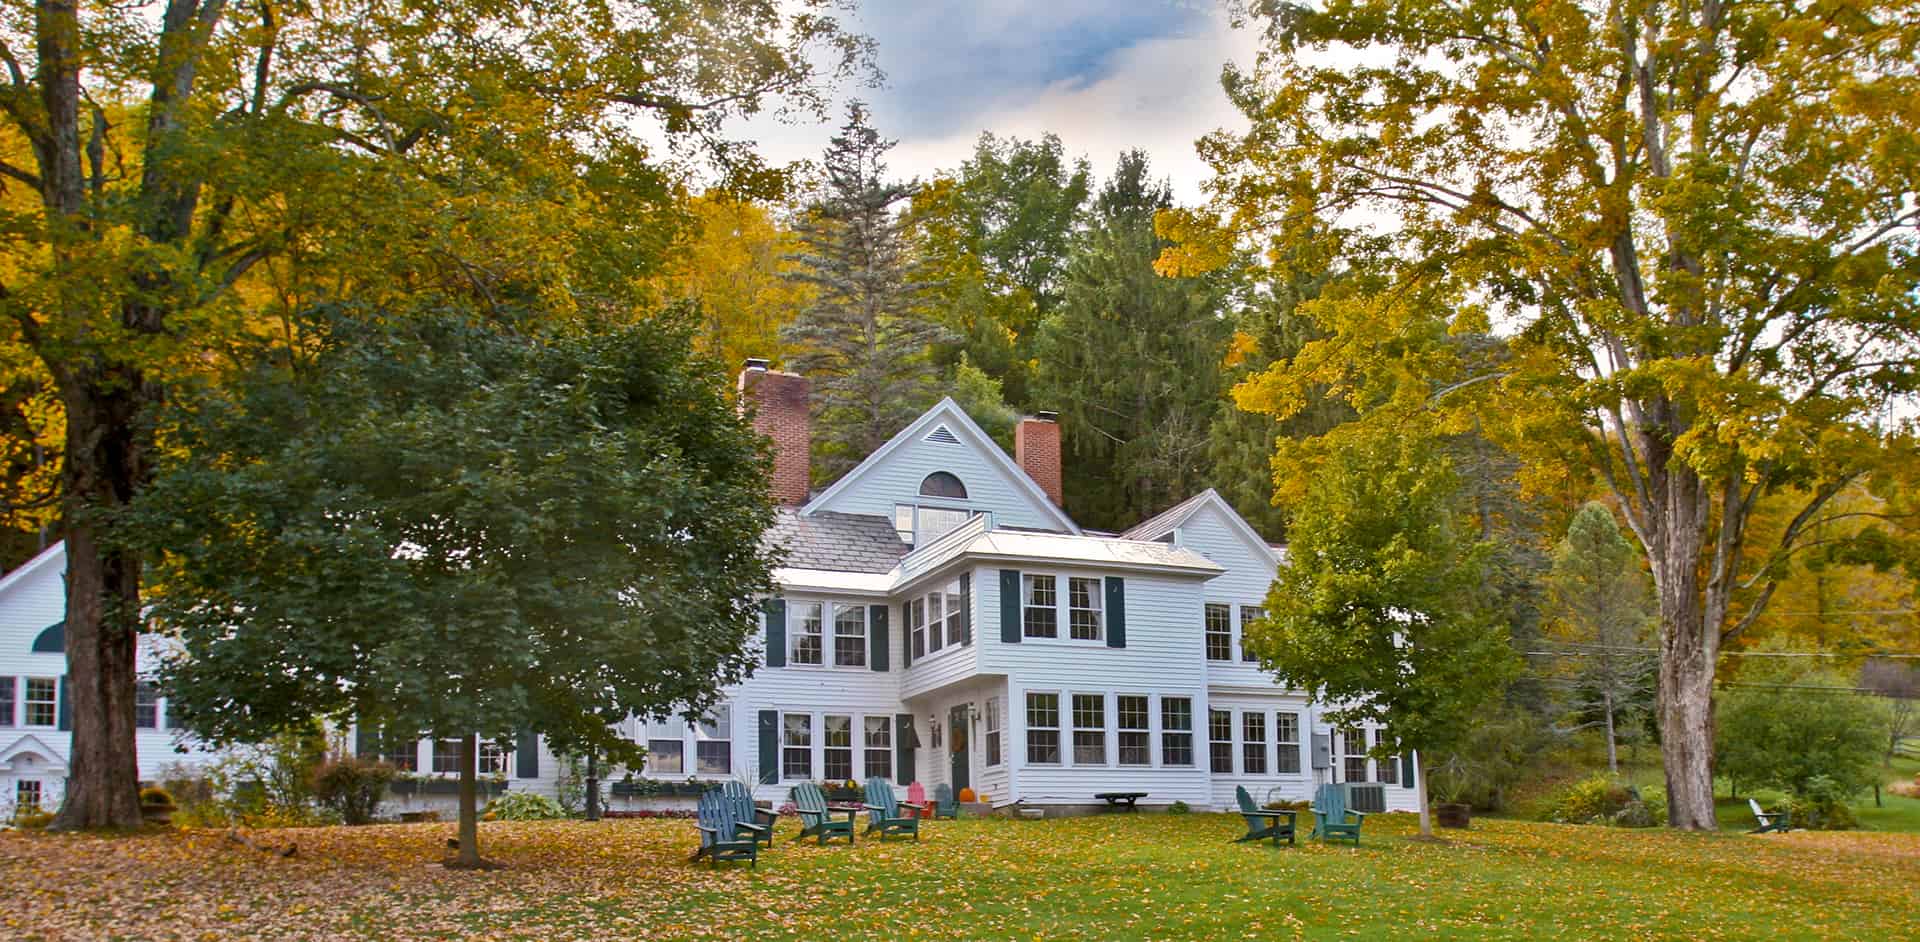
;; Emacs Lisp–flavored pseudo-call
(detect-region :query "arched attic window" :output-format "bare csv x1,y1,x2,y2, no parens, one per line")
919,472,968,500
31,622,63,653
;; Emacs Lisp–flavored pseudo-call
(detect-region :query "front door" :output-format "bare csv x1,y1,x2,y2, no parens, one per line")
948,703,970,793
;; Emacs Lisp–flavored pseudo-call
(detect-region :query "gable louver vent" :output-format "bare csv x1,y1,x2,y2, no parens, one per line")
925,424,960,445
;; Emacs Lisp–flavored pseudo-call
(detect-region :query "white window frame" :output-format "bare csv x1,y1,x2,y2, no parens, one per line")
1067,576,1104,642
134,681,160,730
984,696,1003,767
1275,711,1303,774
1160,696,1194,768
1239,605,1264,663
1022,574,1058,639
15,779,42,815
1204,603,1231,661
823,714,855,782
646,716,688,775
863,716,892,780
1341,728,1369,783
894,502,974,546
0,676,13,728
832,603,867,668
432,739,466,775
1115,693,1150,767
696,706,732,776
23,676,56,728
1242,710,1268,775
790,601,825,666
927,590,946,652
781,713,813,781
1070,692,1107,766
1208,708,1234,774
478,740,509,777
1024,691,1061,765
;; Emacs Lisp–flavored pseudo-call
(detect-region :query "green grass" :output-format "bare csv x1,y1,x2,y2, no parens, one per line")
4,812,1916,940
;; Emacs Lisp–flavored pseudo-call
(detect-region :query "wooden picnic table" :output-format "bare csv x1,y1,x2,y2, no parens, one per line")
1094,791,1149,812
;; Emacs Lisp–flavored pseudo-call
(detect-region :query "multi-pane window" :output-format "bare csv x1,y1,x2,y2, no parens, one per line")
647,717,686,774
478,740,509,777
1023,575,1058,638
1209,709,1234,773
1379,745,1400,785
1343,729,1369,783
1161,697,1193,767
1068,577,1104,641
1071,694,1106,765
782,714,813,780
824,714,854,781
1275,711,1302,774
433,739,465,774
1242,712,1268,774
863,717,893,780
910,597,927,660
0,677,13,727
791,602,824,665
383,733,419,772
23,677,56,727
1026,693,1060,764
833,604,867,668
927,591,945,652
1205,604,1231,661
985,697,1003,766
697,707,732,775
1117,695,1149,766
945,580,965,645
1240,606,1264,662
16,780,42,814
135,681,160,730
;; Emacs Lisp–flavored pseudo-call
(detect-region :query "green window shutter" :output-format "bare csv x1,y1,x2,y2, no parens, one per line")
515,731,540,778
758,710,779,785
999,569,1021,644
960,572,973,646
869,604,890,672
1105,577,1126,648
895,714,916,784
1401,753,1417,788
763,598,786,668
56,675,70,731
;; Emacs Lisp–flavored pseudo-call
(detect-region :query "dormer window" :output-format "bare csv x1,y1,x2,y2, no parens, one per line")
919,472,967,499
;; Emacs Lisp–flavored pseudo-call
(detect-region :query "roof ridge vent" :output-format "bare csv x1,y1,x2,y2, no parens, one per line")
925,424,960,444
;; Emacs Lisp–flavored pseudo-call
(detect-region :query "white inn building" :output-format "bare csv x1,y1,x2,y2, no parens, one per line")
0,361,1422,817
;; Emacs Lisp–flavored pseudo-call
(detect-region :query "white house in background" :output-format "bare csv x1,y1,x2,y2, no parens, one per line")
0,360,1420,817
0,542,226,816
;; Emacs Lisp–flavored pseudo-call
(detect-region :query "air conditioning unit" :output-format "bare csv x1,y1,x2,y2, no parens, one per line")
1346,783,1387,814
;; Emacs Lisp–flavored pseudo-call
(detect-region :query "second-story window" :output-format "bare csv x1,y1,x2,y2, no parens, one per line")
927,591,945,652
1205,604,1231,661
833,604,867,668
24,677,56,727
1240,606,1265,662
1068,577,1104,641
944,580,965,642
791,602,824,665
1023,575,1058,638
909,597,926,659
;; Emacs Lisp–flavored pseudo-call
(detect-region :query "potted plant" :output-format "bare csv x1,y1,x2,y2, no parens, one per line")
1430,755,1473,829
139,786,177,826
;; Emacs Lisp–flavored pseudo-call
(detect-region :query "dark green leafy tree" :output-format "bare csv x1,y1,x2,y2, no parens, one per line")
133,308,779,867
783,103,951,481
1033,151,1231,530
1247,426,1517,838
1716,658,1887,806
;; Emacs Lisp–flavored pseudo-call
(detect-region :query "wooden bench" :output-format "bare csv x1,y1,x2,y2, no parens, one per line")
1094,791,1148,812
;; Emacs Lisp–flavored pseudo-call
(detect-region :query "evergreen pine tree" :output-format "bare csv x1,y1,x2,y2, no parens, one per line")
1032,151,1230,530
783,104,950,481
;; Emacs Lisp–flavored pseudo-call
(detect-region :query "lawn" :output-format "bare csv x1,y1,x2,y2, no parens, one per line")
3,812,1916,941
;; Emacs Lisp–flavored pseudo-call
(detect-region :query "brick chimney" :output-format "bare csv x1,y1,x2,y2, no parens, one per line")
1015,411,1062,507
738,358,811,505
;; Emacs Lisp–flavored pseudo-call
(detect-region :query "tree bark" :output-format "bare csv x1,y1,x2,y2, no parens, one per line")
449,733,484,868
1414,750,1432,839
585,751,600,822
1651,472,1719,829
1603,690,1618,776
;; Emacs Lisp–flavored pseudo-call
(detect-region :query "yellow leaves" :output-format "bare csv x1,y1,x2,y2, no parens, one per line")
1151,207,1233,277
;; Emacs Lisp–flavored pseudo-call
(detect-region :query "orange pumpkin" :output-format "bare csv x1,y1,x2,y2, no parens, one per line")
958,787,976,803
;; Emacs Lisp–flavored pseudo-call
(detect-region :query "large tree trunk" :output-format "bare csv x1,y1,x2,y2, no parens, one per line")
49,377,152,831
1652,471,1719,830
449,733,485,868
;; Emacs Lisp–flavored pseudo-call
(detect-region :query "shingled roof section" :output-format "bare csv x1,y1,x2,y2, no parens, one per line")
765,509,911,575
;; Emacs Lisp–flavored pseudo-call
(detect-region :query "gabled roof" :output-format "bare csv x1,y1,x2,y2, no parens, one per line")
0,733,67,767
1121,488,1282,566
765,509,910,575
0,541,64,599
801,397,1082,535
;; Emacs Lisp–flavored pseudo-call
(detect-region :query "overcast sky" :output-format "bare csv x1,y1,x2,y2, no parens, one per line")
730,0,1260,204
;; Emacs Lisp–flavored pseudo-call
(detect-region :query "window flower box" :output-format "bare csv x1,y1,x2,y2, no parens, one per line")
391,778,511,798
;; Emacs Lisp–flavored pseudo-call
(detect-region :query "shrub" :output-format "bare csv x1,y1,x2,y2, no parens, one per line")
1167,800,1191,815
311,756,397,825
12,810,53,829
1716,660,1885,798
1539,774,1659,827
485,791,566,821
140,785,176,807
1785,775,1859,830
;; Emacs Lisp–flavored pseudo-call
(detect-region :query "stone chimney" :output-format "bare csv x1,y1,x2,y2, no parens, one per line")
738,358,811,505
1015,411,1062,507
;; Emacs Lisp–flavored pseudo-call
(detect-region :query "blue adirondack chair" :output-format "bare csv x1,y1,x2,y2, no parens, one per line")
933,783,960,820
862,777,924,841
1234,785,1297,846
791,781,856,845
1310,783,1365,846
721,779,778,848
692,787,766,867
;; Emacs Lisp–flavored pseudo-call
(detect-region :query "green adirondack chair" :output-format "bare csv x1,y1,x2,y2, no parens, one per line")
721,779,778,848
1234,785,1297,846
1748,798,1793,834
862,777,924,841
933,783,960,820
1310,784,1365,846
692,788,765,867
791,781,856,846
